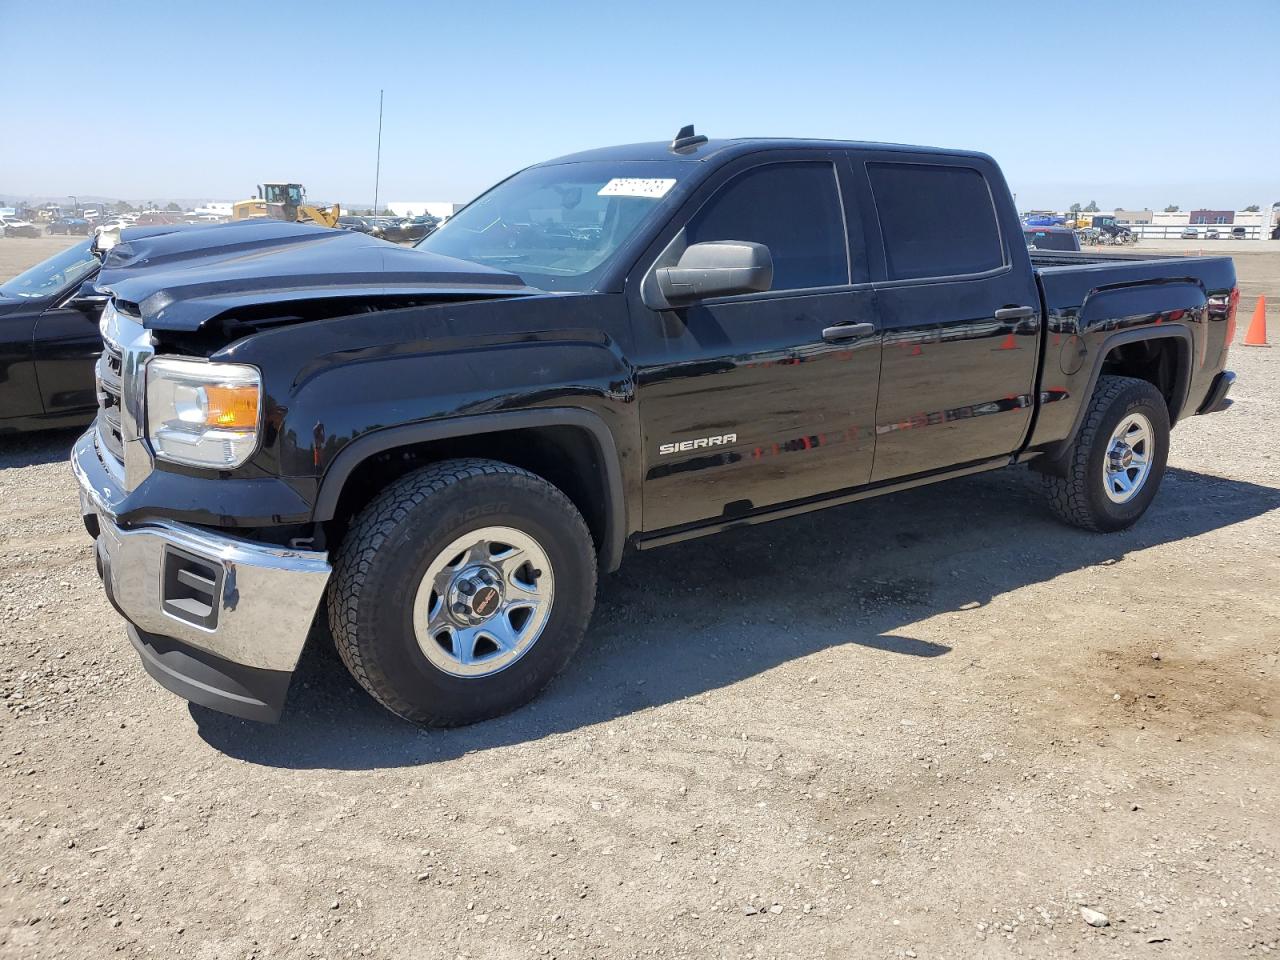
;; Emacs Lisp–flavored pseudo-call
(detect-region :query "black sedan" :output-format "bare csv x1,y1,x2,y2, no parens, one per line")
380,215,439,243
0,239,105,434
336,215,382,237
46,217,93,236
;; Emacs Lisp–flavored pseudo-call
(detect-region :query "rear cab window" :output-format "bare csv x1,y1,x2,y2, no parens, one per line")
1024,229,1078,252
686,161,849,292
866,161,1006,280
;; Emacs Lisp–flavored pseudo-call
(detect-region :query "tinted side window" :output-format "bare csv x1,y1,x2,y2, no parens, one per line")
686,162,848,291
868,162,1004,280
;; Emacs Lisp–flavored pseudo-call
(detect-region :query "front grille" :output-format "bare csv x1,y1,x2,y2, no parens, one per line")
95,342,126,462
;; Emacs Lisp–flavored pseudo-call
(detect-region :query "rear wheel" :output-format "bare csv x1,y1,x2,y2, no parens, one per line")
327,458,597,726
1041,375,1170,532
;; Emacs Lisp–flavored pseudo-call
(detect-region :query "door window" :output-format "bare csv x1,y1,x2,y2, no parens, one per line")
868,162,1005,281
686,162,848,292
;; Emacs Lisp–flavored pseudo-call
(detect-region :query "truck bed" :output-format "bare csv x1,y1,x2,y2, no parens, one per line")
1024,248,1236,459
1031,250,1235,298
1029,249,1215,269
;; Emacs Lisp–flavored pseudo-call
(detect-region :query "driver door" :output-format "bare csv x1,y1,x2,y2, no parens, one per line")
627,154,882,533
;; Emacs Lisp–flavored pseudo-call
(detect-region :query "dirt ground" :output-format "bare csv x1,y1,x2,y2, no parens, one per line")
0,236,90,277
1,235,1277,959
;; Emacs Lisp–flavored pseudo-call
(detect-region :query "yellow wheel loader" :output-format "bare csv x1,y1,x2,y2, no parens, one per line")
231,183,340,228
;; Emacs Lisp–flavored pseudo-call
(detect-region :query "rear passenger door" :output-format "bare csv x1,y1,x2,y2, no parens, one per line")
628,153,882,532
854,153,1041,482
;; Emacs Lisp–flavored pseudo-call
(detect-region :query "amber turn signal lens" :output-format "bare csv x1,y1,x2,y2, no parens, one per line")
202,385,259,429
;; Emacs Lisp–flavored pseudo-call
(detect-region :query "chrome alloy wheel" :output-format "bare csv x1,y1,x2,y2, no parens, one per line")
411,526,555,678
1103,412,1154,504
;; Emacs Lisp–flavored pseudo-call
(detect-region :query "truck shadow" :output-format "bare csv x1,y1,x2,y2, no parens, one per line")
0,427,83,470
192,466,1280,769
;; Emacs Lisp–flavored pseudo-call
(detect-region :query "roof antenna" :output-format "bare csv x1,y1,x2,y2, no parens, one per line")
670,124,708,154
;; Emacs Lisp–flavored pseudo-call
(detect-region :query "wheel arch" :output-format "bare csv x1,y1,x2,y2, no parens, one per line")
1097,328,1193,423
1034,326,1191,474
1073,326,1191,439
313,409,628,572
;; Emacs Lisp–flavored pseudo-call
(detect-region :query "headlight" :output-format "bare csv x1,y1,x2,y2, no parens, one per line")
145,357,262,468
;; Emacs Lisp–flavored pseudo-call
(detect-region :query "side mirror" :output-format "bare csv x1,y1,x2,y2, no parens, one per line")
70,280,109,312
654,241,773,306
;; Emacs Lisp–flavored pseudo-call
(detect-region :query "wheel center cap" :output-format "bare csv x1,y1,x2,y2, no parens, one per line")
471,586,500,618
1110,443,1133,469
448,566,504,625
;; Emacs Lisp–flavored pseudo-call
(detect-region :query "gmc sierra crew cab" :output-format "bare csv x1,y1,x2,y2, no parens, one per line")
72,129,1239,726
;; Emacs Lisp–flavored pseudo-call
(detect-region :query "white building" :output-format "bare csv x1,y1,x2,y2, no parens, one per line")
387,201,464,220
193,202,234,217
1136,209,1270,239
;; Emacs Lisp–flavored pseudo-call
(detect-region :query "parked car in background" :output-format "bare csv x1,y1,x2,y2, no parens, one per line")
1,217,41,238
1205,228,1222,240
373,217,436,243
1181,226,1200,239
392,215,440,242
0,239,106,433
336,215,384,238
335,217,373,235
368,218,404,241
1023,225,1081,252
46,217,93,236
1230,227,1247,240
1085,215,1136,245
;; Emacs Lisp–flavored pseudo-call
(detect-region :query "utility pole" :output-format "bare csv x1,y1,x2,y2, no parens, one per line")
373,89,384,216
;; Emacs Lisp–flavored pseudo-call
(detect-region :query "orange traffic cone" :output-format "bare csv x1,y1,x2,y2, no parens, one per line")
1243,296,1269,347
997,332,1018,350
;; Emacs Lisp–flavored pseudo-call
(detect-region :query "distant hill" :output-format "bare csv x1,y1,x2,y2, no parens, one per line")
0,193,239,210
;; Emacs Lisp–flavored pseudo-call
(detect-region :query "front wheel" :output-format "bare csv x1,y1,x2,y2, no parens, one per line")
1041,375,1170,532
327,458,597,726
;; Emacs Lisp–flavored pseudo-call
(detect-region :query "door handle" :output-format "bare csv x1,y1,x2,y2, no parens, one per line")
994,306,1036,322
821,322,876,342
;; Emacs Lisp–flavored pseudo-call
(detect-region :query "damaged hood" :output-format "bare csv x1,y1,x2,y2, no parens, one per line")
95,219,536,331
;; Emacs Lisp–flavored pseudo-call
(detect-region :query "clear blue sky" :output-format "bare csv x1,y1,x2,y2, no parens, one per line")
2,0,1277,210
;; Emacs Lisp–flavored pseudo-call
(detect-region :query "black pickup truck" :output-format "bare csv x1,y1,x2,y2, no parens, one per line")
72,131,1238,726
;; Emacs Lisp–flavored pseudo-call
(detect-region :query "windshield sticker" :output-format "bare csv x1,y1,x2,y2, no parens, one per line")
597,178,676,199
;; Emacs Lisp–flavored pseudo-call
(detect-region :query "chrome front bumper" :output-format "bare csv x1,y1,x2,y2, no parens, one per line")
74,431,331,721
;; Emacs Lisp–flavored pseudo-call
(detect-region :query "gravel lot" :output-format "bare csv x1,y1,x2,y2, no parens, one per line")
1,235,1278,959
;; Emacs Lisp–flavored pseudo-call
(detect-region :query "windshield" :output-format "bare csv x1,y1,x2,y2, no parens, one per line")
0,239,99,300
415,161,689,291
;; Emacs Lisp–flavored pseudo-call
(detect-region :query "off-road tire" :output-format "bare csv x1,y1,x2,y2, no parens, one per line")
327,458,597,726
1041,375,1170,532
